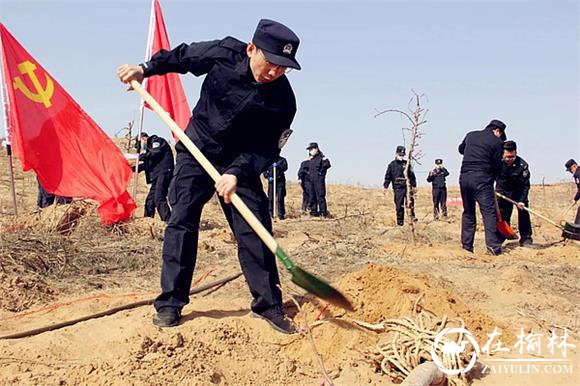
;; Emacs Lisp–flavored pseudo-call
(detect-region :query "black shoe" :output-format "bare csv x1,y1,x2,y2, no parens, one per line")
397,222,404,226
310,212,320,217
462,245,474,253
153,307,181,327
486,246,502,256
252,306,297,334
278,215,285,220
520,239,533,247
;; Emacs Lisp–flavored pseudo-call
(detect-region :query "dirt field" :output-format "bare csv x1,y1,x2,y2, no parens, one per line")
0,151,579,386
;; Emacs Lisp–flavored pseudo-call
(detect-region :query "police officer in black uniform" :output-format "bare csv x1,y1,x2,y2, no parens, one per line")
458,119,505,255
496,140,532,246
564,159,580,224
137,132,174,222
305,142,331,217
118,19,300,333
383,145,417,226
297,159,310,212
426,158,449,220
263,155,288,220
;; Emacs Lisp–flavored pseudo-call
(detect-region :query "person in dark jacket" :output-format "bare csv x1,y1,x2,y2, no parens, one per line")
263,155,288,220
118,19,300,333
458,119,506,255
297,159,310,212
383,145,417,226
565,158,580,224
496,140,532,246
36,177,72,208
426,158,449,220
137,132,175,222
305,142,331,217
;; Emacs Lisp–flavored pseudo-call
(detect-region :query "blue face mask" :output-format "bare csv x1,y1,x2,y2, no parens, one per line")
142,142,148,152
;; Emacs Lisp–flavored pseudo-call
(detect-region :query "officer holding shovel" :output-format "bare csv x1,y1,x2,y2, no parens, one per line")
496,141,533,246
118,19,300,333
564,159,580,224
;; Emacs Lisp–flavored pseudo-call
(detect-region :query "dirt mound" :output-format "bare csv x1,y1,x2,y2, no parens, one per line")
0,274,55,312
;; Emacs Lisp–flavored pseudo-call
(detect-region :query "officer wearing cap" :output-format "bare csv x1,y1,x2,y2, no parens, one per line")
383,145,417,226
564,159,580,224
262,155,288,220
426,159,449,220
118,19,301,333
496,141,533,246
136,132,175,222
458,119,505,255
304,142,331,217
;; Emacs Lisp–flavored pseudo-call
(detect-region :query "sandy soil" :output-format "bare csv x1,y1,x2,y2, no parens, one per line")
0,152,579,385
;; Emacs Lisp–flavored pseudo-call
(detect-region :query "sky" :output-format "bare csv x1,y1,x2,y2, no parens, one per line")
1,0,578,187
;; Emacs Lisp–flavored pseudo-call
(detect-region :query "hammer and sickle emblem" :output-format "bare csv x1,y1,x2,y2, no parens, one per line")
13,61,54,108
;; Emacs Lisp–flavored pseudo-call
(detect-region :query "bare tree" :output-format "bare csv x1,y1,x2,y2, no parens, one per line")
115,120,135,152
375,90,428,241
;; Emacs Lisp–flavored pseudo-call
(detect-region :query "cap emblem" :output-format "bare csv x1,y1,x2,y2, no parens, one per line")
283,43,293,54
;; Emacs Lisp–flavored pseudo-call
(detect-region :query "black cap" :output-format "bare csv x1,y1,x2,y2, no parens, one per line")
252,19,301,70
565,159,577,170
435,159,443,165
503,140,517,151
396,145,406,156
487,119,507,140
306,142,318,150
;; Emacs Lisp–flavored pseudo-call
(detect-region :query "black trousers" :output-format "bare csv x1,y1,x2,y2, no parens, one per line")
300,181,310,212
498,197,533,243
575,206,580,225
144,172,172,222
432,187,448,218
37,180,72,208
459,172,502,251
393,186,415,225
154,154,282,314
308,177,328,216
267,180,286,218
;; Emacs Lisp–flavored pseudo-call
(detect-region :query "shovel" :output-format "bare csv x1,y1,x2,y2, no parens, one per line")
130,80,354,311
495,192,580,240
494,190,518,239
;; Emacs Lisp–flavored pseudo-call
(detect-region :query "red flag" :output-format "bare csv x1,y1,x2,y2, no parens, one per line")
145,0,191,135
0,23,136,224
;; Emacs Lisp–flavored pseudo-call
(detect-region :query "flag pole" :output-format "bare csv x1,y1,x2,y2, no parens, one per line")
131,0,156,202
0,35,18,216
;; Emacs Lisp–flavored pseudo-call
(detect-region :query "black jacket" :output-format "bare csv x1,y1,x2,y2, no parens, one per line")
143,37,296,181
496,156,531,202
263,156,288,183
426,167,450,188
458,127,503,178
307,153,331,180
138,135,175,183
384,159,417,189
574,168,580,202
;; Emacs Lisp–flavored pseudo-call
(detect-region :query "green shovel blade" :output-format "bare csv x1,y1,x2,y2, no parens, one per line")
276,247,354,312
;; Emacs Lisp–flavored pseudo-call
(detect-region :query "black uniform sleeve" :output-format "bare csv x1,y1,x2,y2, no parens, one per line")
518,163,531,202
322,158,331,170
298,161,307,180
443,168,450,177
426,170,435,183
409,167,417,188
143,39,223,77
278,157,288,173
383,163,392,189
458,136,467,155
574,171,580,201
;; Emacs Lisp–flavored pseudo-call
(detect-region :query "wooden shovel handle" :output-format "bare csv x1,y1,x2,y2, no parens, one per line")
130,80,279,255
495,191,563,230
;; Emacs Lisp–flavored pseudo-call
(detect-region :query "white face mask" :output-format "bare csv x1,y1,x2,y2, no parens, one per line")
309,148,319,157
396,154,404,161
